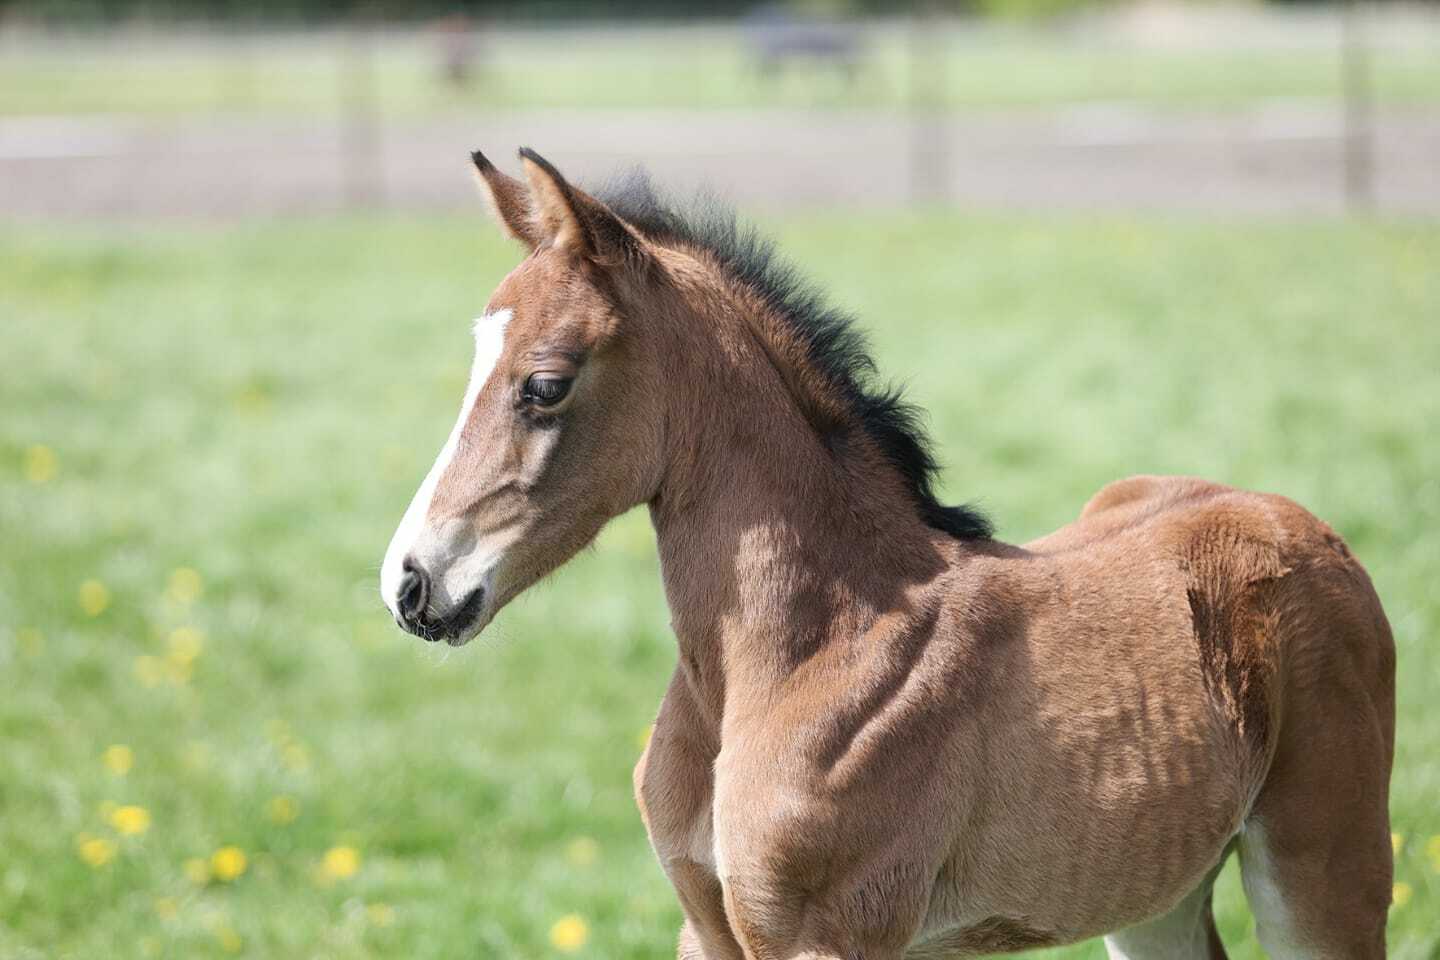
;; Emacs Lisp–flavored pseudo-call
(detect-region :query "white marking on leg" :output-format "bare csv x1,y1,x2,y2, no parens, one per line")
1238,821,1310,960
380,308,512,615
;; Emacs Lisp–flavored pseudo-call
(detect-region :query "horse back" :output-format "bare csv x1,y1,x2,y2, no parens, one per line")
1026,474,1392,784
917,475,1393,942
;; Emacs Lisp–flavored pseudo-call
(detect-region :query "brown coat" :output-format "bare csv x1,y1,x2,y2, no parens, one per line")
381,150,1395,959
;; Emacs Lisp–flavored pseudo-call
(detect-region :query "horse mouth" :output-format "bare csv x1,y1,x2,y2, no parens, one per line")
403,587,488,646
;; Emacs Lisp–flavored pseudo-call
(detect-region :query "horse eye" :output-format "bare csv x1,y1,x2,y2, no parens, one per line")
523,375,572,407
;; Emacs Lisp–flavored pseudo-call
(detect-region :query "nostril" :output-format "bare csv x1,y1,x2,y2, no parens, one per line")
396,561,429,623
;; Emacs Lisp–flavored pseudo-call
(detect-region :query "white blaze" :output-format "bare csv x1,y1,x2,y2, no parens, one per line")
380,308,512,617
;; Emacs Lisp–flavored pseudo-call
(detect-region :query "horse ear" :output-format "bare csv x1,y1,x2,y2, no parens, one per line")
471,150,544,249
517,147,641,267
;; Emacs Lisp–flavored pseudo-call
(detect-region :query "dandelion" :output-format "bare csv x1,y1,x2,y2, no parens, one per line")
1392,832,1403,856
103,744,134,776
233,382,272,416
266,795,299,825
23,444,57,484
79,579,111,617
182,741,211,771
154,897,178,920
637,723,654,752
215,924,243,954
134,655,164,687
163,655,193,685
1391,882,1412,908
110,804,151,836
166,567,203,605
183,857,211,885
76,833,116,868
549,914,589,952
211,845,248,882
320,845,361,880
566,836,599,868
167,626,204,664
17,627,44,657
281,742,310,773
366,903,396,928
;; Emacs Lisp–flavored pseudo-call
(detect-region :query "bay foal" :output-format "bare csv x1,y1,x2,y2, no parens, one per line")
380,149,1395,959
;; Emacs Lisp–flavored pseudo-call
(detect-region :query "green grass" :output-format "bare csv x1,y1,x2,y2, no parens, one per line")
1,211,1438,958
2,27,1439,116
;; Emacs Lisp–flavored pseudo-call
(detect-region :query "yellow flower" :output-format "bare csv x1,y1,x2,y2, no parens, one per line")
154,897,178,920
17,627,44,657
23,444,58,484
167,626,204,664
133,655,164,687
183,857,211,885
76,834,116,868
281,742,310,773
215,924,243,953
549,914,589,952
266,795,299,825
1392,832,1403,856
103,744,134,775
366,903,396,928
321,845,361,880
566,836,599,868
636,724,654,752
233,383,272,416
1391,881,1412,908
163,654,192,685
211,845,248,882
110,804,151,836
166,567,204,605
1426,834,1440,872
79,579,111,617
183,741,211,771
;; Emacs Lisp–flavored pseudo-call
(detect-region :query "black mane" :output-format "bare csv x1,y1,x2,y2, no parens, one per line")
593,171,993,541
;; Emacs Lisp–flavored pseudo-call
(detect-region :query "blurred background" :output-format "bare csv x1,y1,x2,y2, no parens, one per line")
2,0,1437,958
3,0,1440,216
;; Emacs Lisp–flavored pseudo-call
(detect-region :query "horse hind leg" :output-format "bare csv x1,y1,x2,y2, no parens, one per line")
1236,734,1392,959
1236,575,1394,958
1103,859,1229,960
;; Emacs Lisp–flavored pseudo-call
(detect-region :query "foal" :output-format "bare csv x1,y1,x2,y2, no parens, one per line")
380,149,1395,959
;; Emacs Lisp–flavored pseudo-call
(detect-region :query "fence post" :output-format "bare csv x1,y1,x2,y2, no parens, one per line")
340,10,383,210
1340,0,1374,212
219,14,258,112
907,6,949,205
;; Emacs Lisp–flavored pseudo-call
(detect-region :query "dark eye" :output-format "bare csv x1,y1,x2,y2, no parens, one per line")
522,375,572,407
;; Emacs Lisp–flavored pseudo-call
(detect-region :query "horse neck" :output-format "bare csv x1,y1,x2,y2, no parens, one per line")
643,271,954,729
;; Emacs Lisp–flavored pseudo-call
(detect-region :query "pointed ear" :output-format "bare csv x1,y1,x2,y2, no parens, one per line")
471,150,543,249
517,147,642,267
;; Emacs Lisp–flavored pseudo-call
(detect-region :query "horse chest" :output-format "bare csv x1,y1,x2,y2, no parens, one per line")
638,720,797,893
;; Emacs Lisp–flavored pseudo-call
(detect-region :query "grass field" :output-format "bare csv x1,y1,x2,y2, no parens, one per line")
3,25,1440,116
2,211,1438,958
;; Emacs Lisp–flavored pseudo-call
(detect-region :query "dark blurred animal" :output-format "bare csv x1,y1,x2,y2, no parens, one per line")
745,5,860,83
